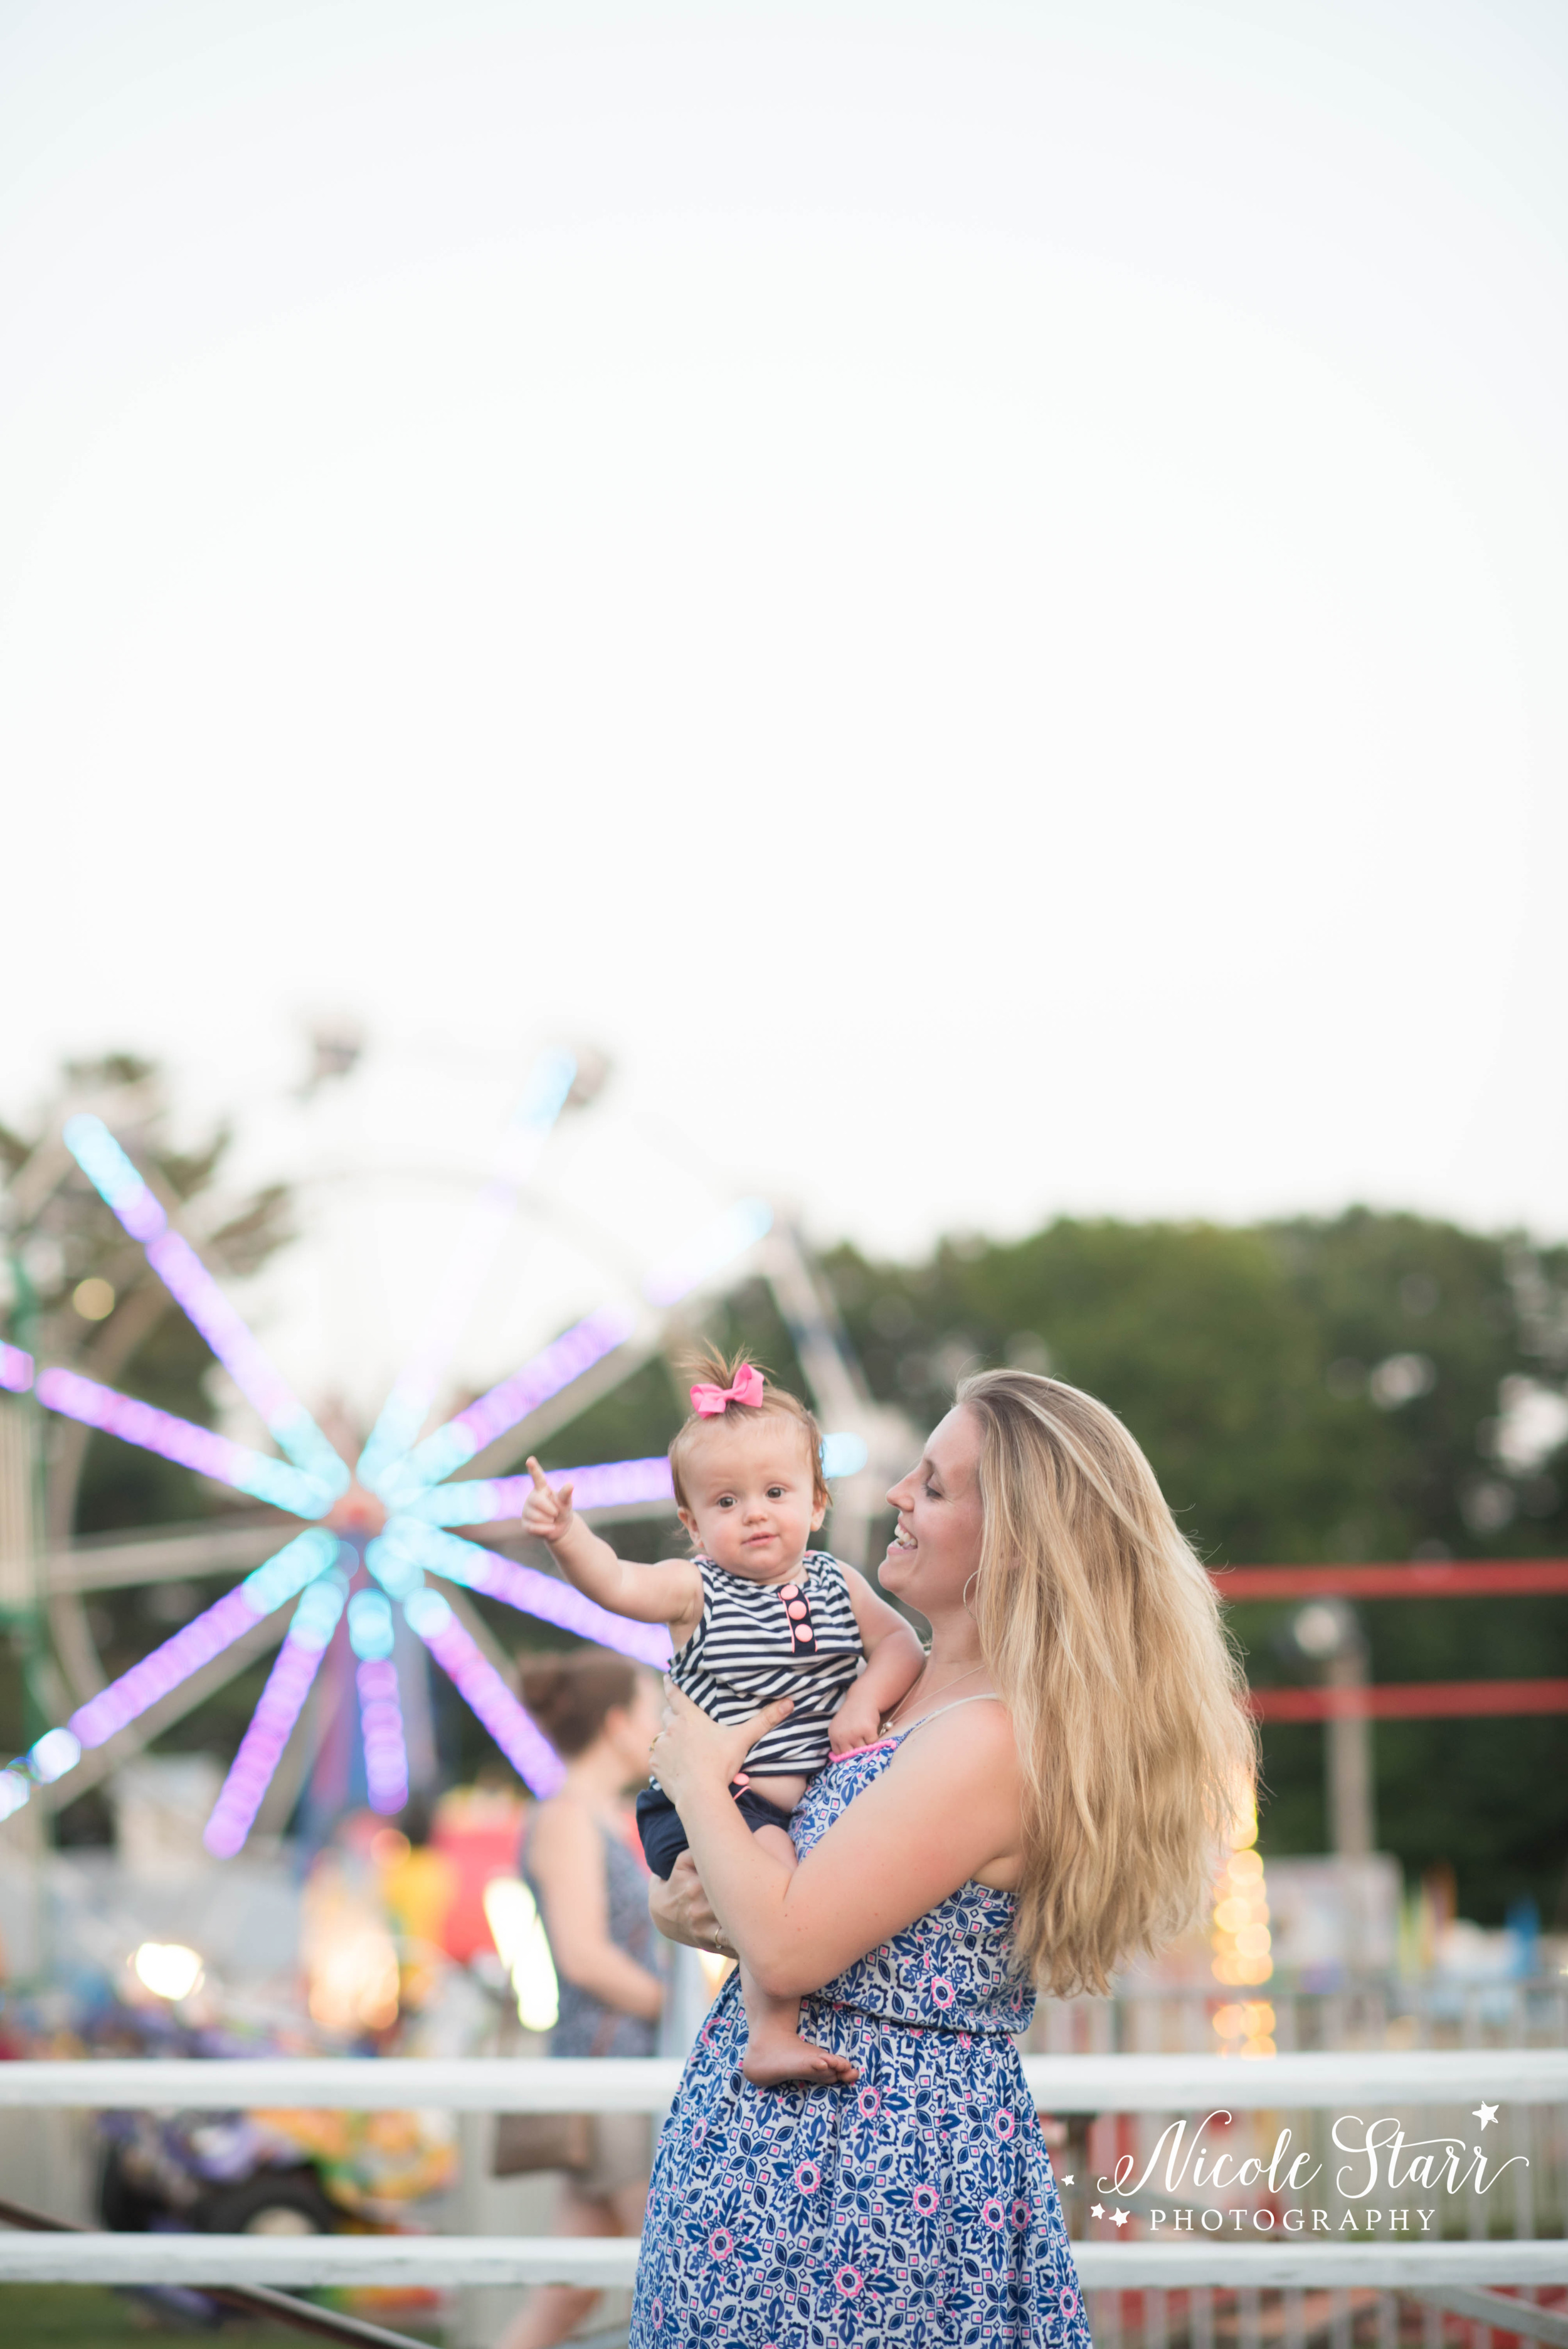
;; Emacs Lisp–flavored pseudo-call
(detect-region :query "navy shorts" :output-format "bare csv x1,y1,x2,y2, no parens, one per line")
635,1783,798,1880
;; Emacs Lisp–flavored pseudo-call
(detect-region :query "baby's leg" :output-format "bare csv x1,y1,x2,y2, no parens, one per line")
734,1823,857,2087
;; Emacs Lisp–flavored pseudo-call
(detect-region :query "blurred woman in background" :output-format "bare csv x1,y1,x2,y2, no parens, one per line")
497,1650,667,2349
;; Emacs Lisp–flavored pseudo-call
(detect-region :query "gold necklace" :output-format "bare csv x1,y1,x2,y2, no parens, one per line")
882,1660,987,1732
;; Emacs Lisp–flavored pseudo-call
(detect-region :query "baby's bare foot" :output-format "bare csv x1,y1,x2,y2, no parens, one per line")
741,2030,858,2088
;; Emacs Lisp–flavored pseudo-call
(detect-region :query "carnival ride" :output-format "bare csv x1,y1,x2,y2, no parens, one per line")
0,1049,910,1856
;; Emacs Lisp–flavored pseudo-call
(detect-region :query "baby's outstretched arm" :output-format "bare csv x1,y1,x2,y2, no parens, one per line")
828,1569,926,1752
521,1458,702,1636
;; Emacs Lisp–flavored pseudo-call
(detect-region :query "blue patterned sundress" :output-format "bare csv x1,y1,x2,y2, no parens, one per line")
629,1734,1093,2348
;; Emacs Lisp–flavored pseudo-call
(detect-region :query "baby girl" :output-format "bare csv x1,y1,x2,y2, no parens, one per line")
520,1350,924,2084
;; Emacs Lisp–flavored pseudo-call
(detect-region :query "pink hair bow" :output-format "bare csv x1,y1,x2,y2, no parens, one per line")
690,1362,765,1416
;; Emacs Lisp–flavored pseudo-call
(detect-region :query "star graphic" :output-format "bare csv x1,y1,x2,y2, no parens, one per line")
1060,2175,1074,2187
1473,2103,1498,2129
1090,2203,1105,2221
1111,2209,1131,2229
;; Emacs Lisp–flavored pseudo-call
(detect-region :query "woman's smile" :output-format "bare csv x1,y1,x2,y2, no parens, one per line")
879,1408,987,1611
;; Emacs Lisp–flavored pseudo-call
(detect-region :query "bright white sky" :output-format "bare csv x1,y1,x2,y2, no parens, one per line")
4,0,1568,1399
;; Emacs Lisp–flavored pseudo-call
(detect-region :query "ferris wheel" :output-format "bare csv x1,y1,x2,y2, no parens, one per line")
0,1048,911,1856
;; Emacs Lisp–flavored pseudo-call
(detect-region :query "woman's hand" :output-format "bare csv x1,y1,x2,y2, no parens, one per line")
649,1680,792,1809
647,1852,728,1952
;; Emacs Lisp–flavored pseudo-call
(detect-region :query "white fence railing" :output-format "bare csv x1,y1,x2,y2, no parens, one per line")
0,2053,1563,2299
1,2048,1561,2110
0,2234,1563,2289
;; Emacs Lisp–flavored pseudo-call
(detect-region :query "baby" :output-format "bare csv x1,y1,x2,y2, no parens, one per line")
520,1350,925,2085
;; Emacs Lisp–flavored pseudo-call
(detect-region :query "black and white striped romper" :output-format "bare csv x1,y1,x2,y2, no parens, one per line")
666,1550,865,1778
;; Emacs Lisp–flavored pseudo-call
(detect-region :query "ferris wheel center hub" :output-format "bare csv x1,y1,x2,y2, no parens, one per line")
327,1482,388,1538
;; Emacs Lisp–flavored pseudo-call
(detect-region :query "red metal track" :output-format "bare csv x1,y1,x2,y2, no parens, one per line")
1200,1562,1568,1720
1210,1559,1568,1600
1249,1678,1568,1722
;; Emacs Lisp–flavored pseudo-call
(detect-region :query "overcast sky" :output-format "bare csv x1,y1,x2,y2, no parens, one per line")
4,0,1567,1392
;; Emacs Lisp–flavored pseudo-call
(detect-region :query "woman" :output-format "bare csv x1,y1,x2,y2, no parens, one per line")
640,1369,1255,2347
497,1651,667,2349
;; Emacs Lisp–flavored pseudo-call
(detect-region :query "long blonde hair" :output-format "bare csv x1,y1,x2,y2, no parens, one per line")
957,1368,1256,1998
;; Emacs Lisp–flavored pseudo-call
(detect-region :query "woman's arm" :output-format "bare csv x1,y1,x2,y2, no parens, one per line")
527,1800,664,2021
651,1685,1022,2000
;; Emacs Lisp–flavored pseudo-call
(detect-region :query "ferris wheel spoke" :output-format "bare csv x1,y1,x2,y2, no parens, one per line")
61,1115,347,1499
356,1049,578,1493
378,1199,775,1503
356,1656,410,1816
4,1603,290,1825
34,1369,335,1519
399,1455,675,1527
203,1574,349,1858
377,1306,635,1501
386,1519,672,1667
401,1588,564,1796
342,1588,410,1816
65,1528,339,1754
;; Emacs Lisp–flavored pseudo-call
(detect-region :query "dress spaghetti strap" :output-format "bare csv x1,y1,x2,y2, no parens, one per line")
890,1692,1005,1741
829,1692,1005,1764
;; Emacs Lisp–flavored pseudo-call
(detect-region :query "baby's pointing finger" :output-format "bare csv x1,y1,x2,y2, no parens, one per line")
524,1456,550,1493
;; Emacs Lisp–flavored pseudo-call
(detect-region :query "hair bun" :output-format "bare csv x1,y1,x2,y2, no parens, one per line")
519,1649,638,1759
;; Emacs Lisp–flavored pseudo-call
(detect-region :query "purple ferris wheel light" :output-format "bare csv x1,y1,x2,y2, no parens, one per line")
388,1517,672,1668
346,1588,409,1813
383,1201,773,1505
60,1113,165,1242
378,1303,635,1502
68,1529,338,1750
62,1116,346,1498
143,1229,347,1497
0,1340,33,1394
356,1657,410,1815
70,1584,260,1748
36,1368,332,1519
403,1588,563,1796
398,1454,675,1527
203,1576,347,1858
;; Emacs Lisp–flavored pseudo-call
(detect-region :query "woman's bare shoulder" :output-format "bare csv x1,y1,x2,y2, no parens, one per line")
790,1699,1024,1921
891,1697,1017,1773
525,1793,600,1861
885,1703,1022,1878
